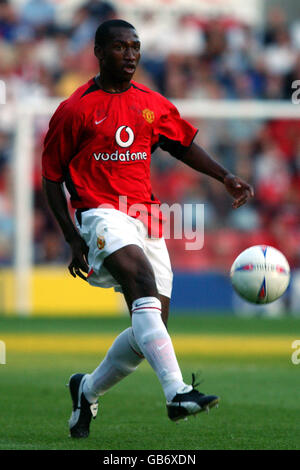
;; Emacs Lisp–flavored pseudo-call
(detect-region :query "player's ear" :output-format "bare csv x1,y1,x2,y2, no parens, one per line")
94,45,104,61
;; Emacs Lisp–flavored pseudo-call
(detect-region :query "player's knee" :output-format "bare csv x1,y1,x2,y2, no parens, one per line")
131,296,168,346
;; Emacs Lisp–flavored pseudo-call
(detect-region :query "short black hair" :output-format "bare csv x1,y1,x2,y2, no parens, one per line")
95,19,136,47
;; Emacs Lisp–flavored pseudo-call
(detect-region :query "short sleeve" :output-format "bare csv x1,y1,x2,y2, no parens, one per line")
152,98,198,159
42,101,83,182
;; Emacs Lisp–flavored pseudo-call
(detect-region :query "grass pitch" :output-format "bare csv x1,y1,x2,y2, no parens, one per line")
0,314,299,450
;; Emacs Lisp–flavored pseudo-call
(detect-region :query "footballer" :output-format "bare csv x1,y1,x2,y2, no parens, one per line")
42,20,254,438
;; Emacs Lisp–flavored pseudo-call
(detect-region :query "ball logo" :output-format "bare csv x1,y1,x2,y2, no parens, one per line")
115,126,134,148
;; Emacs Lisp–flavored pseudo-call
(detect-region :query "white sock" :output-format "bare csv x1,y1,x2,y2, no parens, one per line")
83,327,144,403
131,296,190,401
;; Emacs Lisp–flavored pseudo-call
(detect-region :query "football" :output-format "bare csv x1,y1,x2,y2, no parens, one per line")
230,245,290,304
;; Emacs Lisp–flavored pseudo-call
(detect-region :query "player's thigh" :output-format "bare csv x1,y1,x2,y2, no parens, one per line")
103,244,158,304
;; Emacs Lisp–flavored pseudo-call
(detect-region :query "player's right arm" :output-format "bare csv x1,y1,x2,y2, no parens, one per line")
42,178,89,280
42,102,89,280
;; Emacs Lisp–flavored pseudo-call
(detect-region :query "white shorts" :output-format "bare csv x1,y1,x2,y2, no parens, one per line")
75,208,173,298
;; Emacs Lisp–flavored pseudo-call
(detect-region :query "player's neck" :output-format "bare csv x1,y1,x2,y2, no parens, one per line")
95,73,131,94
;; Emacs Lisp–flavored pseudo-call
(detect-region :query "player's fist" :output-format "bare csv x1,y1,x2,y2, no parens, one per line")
224,173,254,209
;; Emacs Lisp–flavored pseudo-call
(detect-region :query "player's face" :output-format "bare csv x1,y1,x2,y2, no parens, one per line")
98,27,141,81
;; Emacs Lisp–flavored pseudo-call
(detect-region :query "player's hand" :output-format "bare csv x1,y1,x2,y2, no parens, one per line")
224,174,254,209
68,235,89,281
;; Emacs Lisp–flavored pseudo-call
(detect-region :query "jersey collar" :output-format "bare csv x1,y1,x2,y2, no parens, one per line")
93,75,132,94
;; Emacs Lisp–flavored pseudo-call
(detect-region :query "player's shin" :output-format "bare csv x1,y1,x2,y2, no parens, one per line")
131,297,189,401
83,327,144,403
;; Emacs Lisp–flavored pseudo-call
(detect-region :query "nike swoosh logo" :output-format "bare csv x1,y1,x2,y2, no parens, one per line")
95,116,107,125
135,302,151,308
157,342,168,351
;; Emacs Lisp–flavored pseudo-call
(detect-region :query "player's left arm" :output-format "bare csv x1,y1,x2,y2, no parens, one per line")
181,141,254,209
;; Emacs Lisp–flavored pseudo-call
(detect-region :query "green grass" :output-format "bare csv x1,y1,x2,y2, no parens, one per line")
0,315,300,450
1,313,300,335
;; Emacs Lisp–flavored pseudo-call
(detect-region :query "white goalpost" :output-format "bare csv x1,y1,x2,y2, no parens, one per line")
9,98,300,315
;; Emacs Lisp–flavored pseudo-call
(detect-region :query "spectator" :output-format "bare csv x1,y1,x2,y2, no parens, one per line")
0,0,19,42
68,0,116,53
21,0,55,34
83,0,116,21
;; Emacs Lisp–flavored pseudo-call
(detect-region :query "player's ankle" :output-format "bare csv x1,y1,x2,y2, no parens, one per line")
83,374,99,404
164,381,189,402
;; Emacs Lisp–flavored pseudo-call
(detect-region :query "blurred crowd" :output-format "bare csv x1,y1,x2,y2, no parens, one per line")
0,0,300,271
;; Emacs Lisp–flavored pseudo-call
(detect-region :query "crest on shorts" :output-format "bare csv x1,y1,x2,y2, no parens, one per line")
142,109,155,124
97,235,105,250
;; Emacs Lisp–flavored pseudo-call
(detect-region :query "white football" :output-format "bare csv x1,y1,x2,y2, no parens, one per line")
230,245,290,304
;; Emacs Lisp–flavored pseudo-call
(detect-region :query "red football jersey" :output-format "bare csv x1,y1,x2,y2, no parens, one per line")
42,78,197,236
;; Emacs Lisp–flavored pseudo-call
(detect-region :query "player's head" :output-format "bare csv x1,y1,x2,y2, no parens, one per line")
94,20,140,81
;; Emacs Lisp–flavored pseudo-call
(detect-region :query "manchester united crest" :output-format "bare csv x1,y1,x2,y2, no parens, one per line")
142,109,155,124
97,235,105,250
